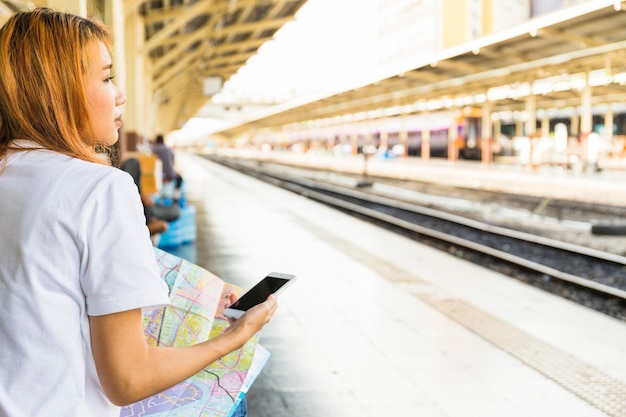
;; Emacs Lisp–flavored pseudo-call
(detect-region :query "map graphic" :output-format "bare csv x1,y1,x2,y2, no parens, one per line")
120,248,270,417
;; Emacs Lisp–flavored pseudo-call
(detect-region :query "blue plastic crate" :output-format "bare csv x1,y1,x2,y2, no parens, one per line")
179,205,196,244
157,204,195,249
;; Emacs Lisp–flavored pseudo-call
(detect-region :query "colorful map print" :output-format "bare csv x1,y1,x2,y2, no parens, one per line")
120,248,269,417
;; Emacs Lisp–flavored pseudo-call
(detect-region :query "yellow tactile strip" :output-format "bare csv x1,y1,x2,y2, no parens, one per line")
416,293,626,417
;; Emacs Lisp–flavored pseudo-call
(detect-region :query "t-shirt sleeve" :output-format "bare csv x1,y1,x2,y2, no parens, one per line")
78,169,170,316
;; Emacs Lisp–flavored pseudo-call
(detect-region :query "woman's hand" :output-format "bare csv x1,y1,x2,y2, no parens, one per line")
90,294,278,406
223,294,278,345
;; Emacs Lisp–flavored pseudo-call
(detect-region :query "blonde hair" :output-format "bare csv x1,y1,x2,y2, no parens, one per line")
0,8,114,165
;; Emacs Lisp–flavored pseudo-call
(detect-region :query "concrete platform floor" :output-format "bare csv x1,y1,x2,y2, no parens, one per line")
166,153,626,417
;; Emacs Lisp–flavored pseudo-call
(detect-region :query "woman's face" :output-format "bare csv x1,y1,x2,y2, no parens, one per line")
84,42,127,146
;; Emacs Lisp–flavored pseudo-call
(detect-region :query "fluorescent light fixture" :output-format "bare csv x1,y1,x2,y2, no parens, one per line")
203,77,223,96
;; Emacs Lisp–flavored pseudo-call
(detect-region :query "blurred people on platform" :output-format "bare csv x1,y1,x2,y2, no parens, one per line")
151,134,183,200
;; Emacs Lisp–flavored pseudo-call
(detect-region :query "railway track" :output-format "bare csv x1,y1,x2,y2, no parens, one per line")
202,154,626,321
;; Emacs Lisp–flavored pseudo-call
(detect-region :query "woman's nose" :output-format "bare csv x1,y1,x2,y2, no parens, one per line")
116,85,127,106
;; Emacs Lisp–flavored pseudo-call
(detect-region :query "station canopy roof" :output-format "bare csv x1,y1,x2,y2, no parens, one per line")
213,0,626,138
0,0,307,126
1,1,625,138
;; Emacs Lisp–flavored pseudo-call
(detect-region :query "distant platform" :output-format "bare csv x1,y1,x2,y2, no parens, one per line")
202,148,626,206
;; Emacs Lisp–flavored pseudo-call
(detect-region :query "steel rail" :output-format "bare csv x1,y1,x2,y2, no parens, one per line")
207,155,626,302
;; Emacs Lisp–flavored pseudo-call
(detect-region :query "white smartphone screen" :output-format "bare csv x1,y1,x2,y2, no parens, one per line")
223,272,296,319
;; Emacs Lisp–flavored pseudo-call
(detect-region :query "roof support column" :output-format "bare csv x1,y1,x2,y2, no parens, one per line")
604,108,614,141
45,0,87,15
541,116,550,139
580,77,593,136
448,121,458,162
515,119,524,137
493,118,502,157
311,132,321,153
481,104,492,165
580,74,593,165
121,6,148,156
604,108,614,159
399,115,408,158
338,128,348,154
525,95,537,168
525,95,537,137
365,121,374,151
421,112,431,161
570,114,579,137
380,127,389,151
350,131,358,156
326,131,335,152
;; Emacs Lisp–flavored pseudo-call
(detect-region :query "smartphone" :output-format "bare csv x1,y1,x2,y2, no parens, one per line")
223,272,296,319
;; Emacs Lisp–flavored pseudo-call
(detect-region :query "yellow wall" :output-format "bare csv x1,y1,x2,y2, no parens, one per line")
482,0,494,35
441,0,499,49
441,0,468,49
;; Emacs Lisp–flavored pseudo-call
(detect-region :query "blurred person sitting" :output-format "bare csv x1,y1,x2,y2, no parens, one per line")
119,158,172,236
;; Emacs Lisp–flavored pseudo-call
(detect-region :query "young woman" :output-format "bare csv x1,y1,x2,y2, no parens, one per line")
0,8,277,417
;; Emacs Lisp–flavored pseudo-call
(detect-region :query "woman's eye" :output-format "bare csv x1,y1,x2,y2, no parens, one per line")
104,76,115,83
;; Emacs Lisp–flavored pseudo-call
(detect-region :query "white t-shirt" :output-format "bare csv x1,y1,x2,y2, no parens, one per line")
0,143,170,417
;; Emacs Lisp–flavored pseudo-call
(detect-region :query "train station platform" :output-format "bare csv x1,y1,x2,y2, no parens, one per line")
168,152,626,417
206,148,626,207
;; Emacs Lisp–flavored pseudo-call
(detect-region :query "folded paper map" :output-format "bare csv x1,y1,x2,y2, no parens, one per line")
120,248,269,417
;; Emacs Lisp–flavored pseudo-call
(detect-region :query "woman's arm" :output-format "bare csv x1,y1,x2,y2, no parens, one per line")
89,294,277,406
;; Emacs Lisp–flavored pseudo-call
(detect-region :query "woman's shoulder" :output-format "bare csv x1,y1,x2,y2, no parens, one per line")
8,146,134,191
67,156,136,190
26,150,137,194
